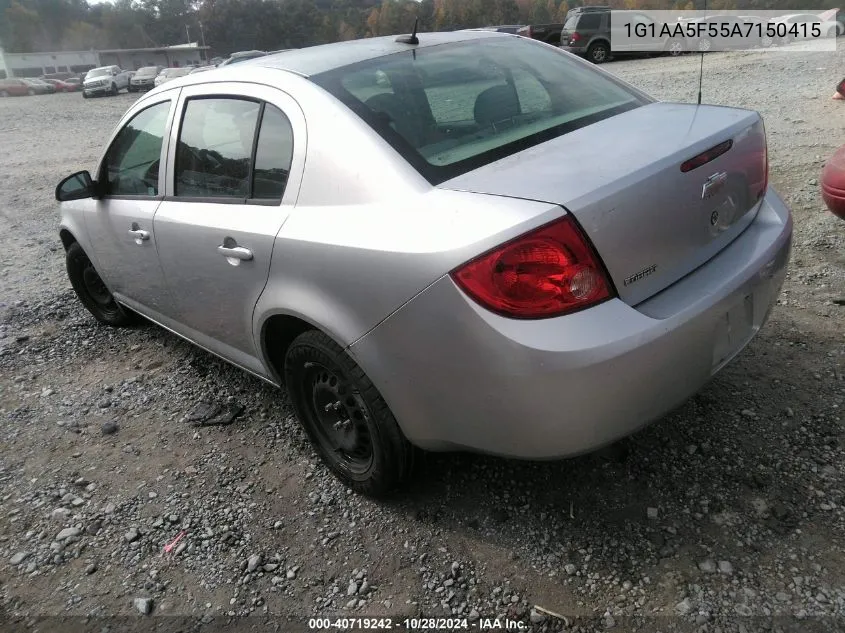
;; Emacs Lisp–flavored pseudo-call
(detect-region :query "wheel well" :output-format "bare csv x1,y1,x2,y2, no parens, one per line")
589,38,610,49
262,314,315,383
59,229,77,251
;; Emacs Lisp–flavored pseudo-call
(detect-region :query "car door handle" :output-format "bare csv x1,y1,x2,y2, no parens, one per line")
128,228,150,241
217,245,253,261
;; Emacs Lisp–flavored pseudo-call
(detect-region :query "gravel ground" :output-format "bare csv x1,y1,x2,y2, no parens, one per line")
1,47,845,633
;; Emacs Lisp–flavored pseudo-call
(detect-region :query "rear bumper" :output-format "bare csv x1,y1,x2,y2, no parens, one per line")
560,45,588,56
350,189,793,458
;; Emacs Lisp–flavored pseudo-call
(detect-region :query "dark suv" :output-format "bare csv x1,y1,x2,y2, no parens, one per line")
560,8,685,64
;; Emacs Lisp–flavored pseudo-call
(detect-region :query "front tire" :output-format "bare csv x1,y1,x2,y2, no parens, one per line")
66,242,135,326
26,89,35,96
284,330,416,497
586,41,610,64
82,91,89,99
0,90,8,97
110,83,118,95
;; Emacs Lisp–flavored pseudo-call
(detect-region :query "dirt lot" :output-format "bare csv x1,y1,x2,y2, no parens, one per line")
1,47,845,633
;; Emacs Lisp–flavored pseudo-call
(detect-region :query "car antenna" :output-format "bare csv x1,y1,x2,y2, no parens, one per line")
396,18,419,45
697,0,707,105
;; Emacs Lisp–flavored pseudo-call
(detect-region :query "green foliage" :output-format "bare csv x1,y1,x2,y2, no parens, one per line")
2,0,843,55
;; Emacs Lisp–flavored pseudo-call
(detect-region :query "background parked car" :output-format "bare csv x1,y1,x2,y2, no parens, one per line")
42,78,77,92
559,8,685,64
41,71,78,81
22,78,54,94
82,65,131,98
738,15,776,48
0,77,31,97
683,15,766,52
129,66,163,92
153,67,192,87
822,143,845,220
517,22,565,45
189,65,216,74
218,50,268,65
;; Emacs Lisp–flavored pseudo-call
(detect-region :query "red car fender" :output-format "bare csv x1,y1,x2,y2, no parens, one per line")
821,143,845,220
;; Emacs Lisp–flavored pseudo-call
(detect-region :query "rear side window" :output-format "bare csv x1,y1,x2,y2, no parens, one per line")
252,105,294,200
102,100,170,197
174,98,260,198
578,13,602,29
312,37,647,185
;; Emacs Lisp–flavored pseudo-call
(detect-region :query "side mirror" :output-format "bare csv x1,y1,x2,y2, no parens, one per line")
56,171,97,202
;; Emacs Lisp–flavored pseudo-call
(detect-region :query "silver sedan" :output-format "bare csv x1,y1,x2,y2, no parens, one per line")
55,31,792,496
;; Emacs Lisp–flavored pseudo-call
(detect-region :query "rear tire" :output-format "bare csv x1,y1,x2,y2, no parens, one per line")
26,89,35,96
66,242,136,326
284,330,416,497
586,41,610,64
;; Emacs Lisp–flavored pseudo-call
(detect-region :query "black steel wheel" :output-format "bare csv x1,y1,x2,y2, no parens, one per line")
284,330,416,496
66,242,135,326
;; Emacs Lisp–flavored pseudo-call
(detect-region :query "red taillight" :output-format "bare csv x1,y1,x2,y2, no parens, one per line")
450,215,614,319
680,140,733,173
570,32,582,43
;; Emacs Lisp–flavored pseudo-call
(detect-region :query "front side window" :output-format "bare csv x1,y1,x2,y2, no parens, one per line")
174,98,261,198
312,37,647,185
102,100,171,197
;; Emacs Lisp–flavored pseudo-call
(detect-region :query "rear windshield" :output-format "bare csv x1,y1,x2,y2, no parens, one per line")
311,37,647,184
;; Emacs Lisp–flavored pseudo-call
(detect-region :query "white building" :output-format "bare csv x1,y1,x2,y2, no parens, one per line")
0,43,209,78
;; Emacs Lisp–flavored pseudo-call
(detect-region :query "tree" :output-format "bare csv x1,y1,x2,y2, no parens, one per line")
4,1,41,51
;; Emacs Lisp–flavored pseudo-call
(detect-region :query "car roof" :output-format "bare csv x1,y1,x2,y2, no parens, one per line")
252,30,504,78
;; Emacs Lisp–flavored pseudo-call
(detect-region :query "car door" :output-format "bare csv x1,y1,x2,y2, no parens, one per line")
153,82,305,371
84,91,178,317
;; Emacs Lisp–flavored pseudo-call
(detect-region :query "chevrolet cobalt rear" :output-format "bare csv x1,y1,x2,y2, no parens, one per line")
55,31,792,496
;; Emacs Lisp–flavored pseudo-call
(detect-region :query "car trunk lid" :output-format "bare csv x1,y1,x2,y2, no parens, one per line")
438,102,767,306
